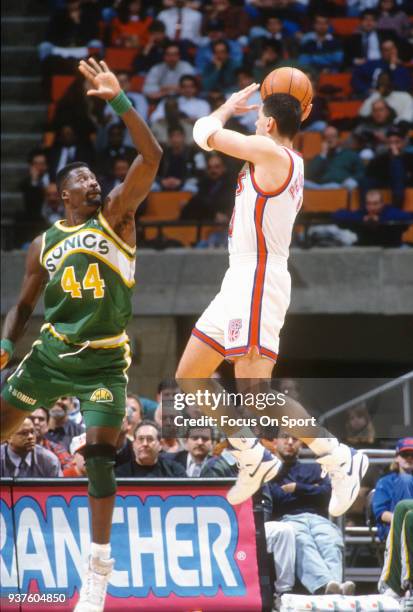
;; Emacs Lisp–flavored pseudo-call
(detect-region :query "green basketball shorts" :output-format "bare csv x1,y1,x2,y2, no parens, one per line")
1,328,131,429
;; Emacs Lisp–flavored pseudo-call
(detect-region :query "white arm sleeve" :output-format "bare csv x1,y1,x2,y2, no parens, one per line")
193,116,223,152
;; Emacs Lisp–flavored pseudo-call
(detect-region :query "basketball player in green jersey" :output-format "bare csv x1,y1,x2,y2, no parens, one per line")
0,58,162,611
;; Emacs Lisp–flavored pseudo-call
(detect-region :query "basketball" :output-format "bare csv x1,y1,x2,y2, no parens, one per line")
260,67,313,112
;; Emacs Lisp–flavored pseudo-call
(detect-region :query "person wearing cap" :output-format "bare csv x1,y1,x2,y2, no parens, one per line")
372,437,413,541
63,433,87,477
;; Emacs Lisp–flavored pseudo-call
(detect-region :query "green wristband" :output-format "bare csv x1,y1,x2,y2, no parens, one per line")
1,339,15,358
108,90,133,115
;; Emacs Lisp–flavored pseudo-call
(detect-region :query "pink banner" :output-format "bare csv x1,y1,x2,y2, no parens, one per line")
0,482,262,611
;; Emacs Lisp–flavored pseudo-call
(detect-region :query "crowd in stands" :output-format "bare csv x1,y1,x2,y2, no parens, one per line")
1,374,412,601
7,0,413,249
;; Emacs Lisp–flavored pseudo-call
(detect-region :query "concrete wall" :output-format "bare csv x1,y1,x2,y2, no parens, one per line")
2,248,413,315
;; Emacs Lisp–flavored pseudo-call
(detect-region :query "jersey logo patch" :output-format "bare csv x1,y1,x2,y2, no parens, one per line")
228,319,242,343
90,388,114,403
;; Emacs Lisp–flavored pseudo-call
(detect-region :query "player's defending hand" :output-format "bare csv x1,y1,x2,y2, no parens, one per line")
78,58,121,101
223,83,260,115
0,349,10,370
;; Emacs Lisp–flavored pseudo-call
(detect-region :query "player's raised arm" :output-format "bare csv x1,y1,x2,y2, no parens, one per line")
1,236,47,370
78,58,162,217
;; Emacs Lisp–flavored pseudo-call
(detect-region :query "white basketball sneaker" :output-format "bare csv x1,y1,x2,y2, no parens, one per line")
317,444,369,517
227,442,281,505
74,556,113,612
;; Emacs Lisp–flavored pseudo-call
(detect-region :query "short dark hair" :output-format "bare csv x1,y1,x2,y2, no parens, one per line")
185,426,213,439
361,8,378,18
56,162,90,194
179,74,197,87
263,94,302,139
28,148,47,164
212,39,230,53
164,42,180,53
168,125,185,137
134,419,161,440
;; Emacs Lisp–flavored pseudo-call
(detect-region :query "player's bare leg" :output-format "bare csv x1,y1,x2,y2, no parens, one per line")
0,397,30,441
75,425,120,612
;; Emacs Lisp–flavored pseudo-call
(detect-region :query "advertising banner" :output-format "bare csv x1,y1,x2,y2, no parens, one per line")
0,481,262,611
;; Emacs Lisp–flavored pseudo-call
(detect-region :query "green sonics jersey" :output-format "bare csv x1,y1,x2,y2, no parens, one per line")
40,210,135,345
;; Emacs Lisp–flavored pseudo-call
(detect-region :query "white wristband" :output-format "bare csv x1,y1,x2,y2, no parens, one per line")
193,116,223,151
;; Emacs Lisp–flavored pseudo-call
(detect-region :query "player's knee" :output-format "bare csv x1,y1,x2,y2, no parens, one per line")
84,444,117,498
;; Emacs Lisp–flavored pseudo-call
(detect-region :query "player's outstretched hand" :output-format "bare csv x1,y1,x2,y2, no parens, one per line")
224,83,260,115
0,348,10,370
78,58,122,101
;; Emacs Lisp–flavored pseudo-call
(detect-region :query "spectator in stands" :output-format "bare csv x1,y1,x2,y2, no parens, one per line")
267,434,351,596
142,42,195,102
202,0,250,41
100,157,131,199
344,403,376,448
201,440,238,476
110,0,152,48
298,14,343,71
104,71,148,131
157,0,202,45
364,126,413,207
150,75,210,125
346,9,390,65
29,406,73,471
358,71,413,125
195,22,243,73
305,126,364,191
201,39,239,94
251,40,283,84
154,378,185,454
378,499,413,603
248,13,299,52
39,0,101,62
115,420,187,476
372,438,413,541
154,126,205,193
235,68,262,134
173,426,213,476
20,150,50,224
333,189,413,246
63,433,87,477
300,71,329,133
46,124,95,181
52,76,106,142
180,153,234,220
376,0,410,40
352,39,412,96
115,397,144,468
97,123,136,175
0,417,62,478
45,397,84,451
41,182,64,226
353,99,397,156
150,97,194,145
196,211,230,248
133,20,169,74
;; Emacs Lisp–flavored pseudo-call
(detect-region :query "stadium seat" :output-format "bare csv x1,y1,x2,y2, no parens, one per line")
130,75,144,92
163,226,198,246
328,100,362,121
43,131,55,147
47,103,56,122
145,192,193,220
303,188,348,212
404,188,413,211
295,132,322,159
350,189,391,210
331,18,360,36
104,48,138,71
51,76,75,102
402,224,413,244
318,73,352,98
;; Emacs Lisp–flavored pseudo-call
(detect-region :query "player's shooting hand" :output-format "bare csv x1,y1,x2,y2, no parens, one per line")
78,58,122,101
0,348,10,370
224,83,260,115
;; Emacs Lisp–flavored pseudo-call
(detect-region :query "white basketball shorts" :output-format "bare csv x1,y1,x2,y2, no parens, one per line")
193,253,291,362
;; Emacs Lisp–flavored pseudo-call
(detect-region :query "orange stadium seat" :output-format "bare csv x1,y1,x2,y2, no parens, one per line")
130,75,144,92
163,226,198,246
294,132,322,159
47,103,56,122
318,73,352,98
303,188,348,212
402,225,413,243
403,188,413,211
331,18,359,36
145,191,193,220
104,48,138,71
43,131,55,147
350,189,392,210
51,76,75,102
328,100,362,121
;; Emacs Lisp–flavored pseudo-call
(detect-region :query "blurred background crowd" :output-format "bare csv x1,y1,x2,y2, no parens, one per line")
3,0,413,250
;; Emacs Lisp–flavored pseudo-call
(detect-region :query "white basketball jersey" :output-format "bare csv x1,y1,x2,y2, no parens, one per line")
228,147,304,259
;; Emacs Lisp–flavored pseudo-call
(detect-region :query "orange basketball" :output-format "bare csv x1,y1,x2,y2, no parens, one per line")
260,67,313,112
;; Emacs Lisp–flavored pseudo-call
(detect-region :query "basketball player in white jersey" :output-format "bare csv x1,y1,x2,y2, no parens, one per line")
176,83,368,516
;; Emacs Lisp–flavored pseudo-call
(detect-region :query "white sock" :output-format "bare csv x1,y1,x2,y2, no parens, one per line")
228,429,257,451
91,542,111,560
308,437,339,457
